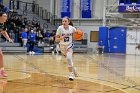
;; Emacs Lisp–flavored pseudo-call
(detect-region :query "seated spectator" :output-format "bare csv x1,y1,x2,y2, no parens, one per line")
37,30,43,44
9,30,15,42
50,31,56,45
35,22,40,28
16,15,24,28
45,31,51,45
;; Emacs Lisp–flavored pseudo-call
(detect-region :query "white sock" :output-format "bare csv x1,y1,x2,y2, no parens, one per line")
67,52,73,67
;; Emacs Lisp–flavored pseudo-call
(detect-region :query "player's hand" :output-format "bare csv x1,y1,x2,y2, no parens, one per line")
8,38,14,45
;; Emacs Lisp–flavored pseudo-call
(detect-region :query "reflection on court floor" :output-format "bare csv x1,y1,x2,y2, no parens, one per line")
0,53,139,93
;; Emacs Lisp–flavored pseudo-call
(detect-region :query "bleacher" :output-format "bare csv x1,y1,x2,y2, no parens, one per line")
0,42,27,52
1,43,91,53
73,40,89,53
44,39,92,53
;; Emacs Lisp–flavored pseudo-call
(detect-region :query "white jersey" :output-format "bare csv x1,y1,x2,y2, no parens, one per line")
56,25,76,45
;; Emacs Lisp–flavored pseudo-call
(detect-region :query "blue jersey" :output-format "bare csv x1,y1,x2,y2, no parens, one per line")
29,33,36,42
45,32,50,38
21,31,27,39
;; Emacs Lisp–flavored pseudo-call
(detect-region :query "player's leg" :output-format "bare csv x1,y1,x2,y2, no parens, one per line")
66,43,78,80
60,44,77,80
66,48,74,80
23,39,27,47
31,42,35,54
59,44,66,57
67,48,73,72
0,48,7,77
29,42,32,54
56,44,60,54
59,44,73,80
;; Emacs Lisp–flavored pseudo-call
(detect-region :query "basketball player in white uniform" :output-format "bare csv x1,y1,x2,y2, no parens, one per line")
55,17,78,80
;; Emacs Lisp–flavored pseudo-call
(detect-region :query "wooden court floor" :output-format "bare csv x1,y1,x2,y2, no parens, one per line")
0,53,140,93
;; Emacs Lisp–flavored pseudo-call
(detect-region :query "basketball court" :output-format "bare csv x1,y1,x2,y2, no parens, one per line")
0,53,139,93
0,0,139,93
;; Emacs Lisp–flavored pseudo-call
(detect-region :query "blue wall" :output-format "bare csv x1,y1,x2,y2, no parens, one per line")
98,27,109,53
109,27,126,53
98,27,127,53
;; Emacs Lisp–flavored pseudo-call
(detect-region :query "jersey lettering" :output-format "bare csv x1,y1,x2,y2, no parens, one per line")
64,37,69,42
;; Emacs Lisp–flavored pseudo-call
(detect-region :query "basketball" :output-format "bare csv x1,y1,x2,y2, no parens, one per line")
73,30,84,40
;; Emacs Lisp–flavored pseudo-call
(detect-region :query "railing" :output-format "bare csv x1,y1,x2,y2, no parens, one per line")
8,0,101,28
9,0,61,29
43,23,48,29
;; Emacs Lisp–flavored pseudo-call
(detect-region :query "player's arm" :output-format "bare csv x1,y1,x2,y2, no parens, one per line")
55,34,68,42
1,30,11,40
72,27,77,33
1,30,14,44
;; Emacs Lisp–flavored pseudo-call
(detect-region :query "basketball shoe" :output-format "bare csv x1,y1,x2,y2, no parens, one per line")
69,73,74,81
0,70,8,77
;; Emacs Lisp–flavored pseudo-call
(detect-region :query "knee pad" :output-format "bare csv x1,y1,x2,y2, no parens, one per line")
66,52,73,67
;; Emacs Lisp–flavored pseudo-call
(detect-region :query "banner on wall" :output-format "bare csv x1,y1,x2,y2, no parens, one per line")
0,0,3,3
80,0,92,18
61,0,72,18
119,5,140,12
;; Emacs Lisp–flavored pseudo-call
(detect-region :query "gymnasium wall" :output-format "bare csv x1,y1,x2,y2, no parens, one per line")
35,0,105,18
126,28,140,55
93,0,104,18
16,0,118,18
35,0,51,12
76,26,99,53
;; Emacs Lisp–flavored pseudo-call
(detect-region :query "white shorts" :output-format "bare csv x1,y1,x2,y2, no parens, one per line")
59,43,74,55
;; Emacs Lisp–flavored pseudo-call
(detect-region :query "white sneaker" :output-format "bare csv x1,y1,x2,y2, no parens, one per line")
69,73,74,81
32,51,35,55
29,51,32,55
